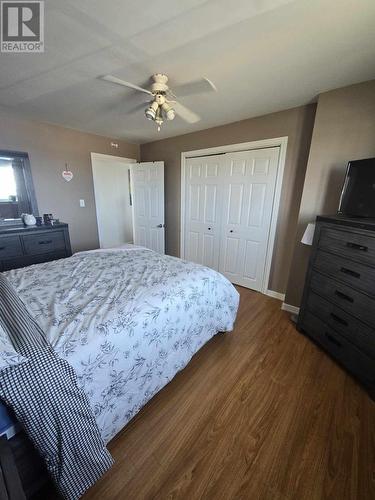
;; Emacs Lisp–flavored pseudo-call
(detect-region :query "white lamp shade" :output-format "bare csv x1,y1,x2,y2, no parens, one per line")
301,223,316,246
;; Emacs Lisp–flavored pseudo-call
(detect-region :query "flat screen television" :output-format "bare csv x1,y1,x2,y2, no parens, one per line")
338,157,375,218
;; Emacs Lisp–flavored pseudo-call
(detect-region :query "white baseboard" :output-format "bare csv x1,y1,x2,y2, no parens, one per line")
266,290,285,301
281,303,300,315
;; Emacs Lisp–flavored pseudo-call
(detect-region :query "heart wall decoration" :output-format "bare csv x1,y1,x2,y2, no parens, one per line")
62,170,73,182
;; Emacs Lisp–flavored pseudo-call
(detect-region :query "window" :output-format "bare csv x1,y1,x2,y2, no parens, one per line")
0,162,17,200
0,151,38,224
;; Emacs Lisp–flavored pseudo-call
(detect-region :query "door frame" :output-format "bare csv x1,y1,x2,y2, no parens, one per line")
91,152,137,248
91,152,137,164
180,136,288,296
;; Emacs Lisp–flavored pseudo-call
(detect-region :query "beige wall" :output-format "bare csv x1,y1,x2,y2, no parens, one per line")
0,112,139,252
141,104,316,294
285,80,375,307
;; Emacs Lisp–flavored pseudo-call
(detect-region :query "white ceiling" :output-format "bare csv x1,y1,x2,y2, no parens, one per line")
0,0,374,144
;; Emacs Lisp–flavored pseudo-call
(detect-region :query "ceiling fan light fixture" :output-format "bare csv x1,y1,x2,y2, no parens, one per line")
145,100,158,120
161,102,175,121
155,106,164,132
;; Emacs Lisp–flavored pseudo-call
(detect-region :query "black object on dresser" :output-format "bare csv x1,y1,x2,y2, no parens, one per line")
0,223,71,271
298,215,375,397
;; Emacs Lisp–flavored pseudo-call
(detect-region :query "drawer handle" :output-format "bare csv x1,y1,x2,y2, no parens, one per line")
340,267,360,279
38,240,53,245
325,332,342,348
334,290,354,303
330,313,348,326
346,242,368,252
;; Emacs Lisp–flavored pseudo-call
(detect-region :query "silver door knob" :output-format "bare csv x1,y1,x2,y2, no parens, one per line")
157,224,163,228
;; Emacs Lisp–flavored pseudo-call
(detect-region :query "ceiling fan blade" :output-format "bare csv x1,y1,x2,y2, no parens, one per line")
173,102,201,123
173,77,217,98
126,102,149,115
101,75,153,95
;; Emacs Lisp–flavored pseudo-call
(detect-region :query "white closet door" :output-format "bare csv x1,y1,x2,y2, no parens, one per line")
131,161,165,254
184,155,224,269
219,147,280,290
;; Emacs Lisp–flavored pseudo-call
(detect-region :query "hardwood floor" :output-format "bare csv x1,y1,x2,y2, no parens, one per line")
83,286,375,500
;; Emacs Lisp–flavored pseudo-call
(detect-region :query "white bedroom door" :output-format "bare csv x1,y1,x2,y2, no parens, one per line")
131,161,165,254
218,147,280,290
184,155,224,269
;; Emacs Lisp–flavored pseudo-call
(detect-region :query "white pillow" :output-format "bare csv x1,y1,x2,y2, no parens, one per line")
0,322,27,371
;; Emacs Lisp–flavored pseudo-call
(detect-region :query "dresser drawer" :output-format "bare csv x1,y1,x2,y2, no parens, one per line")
1,251,68,271
0,235,23,258
306,291,375,358
313,249,375,297
22,231,66,256
310,272,375,329
302,311,375,384
318,226,375,266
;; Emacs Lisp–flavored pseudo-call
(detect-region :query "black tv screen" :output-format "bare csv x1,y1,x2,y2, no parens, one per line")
338,158,375,218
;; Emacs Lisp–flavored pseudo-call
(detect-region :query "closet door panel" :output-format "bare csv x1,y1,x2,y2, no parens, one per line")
227,184,244,225
204,185,218,223
219,148,280,290
187,231,200,263
202,233,216,269
247,183,266,227
184,156,224,270
221,235,242,276
188,184,201,222
243,240,260,281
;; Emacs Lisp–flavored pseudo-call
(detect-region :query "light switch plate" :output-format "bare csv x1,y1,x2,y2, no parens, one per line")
79,199,85,207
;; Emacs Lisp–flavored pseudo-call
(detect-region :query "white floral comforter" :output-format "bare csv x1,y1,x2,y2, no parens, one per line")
5,248,239,443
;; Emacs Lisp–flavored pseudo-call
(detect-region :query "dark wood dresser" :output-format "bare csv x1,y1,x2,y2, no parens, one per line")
298,215,375,397
0,223,71,271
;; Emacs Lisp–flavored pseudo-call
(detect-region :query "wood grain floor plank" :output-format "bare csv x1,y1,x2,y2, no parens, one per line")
82,287,375,500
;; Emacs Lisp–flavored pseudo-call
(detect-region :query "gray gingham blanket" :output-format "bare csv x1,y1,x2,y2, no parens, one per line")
0,273,113,499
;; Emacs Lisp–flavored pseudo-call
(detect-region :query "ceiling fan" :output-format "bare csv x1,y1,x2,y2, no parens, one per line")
101,73,217,131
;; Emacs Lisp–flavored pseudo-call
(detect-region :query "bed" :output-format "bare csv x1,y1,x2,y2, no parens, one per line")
0,245,239,497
